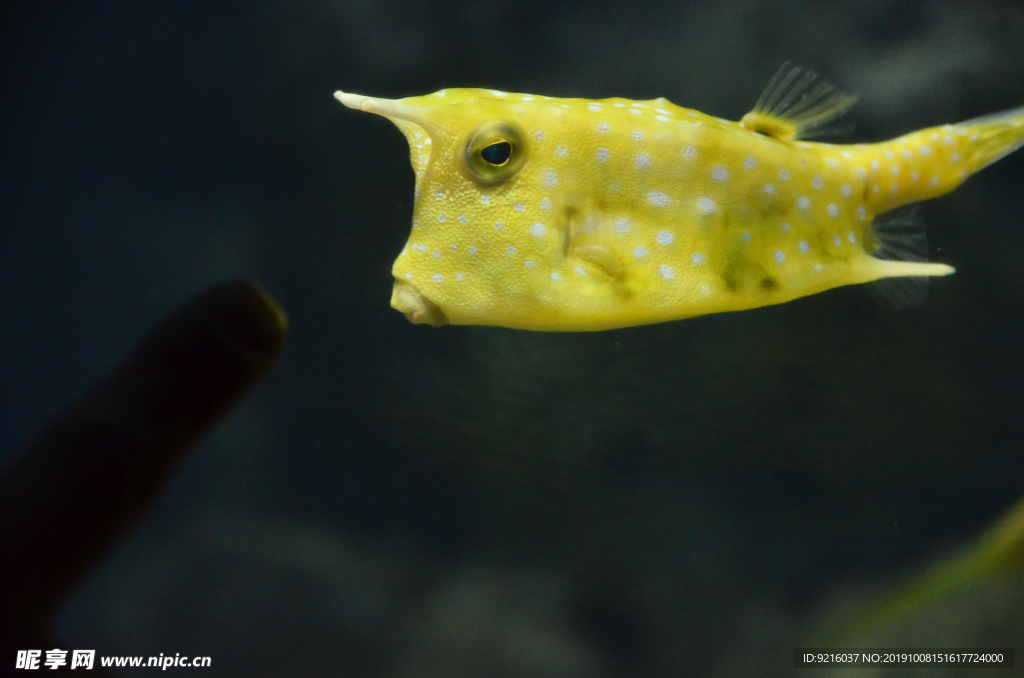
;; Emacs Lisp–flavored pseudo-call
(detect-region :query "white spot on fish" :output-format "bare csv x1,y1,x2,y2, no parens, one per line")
911,171,919,182
525,260,534,268
432,250,440,259
871,159,879,170
432,273,442,282
556,145,568,157
647,191,670,207
711,166,728,181
482,194,491,205
827,158,839,168
597,147,609,162
629,109,641,115
530,223,545,236
892,166,899,175
856,168,867,180
494,221,502,230
656,115,670,122
782,222,791,232
551,272,560,280
697,197,717,215
797,196,810,210
438,214,446,223
635,152,651,168
779,168,790,181
812,175,823,189
588,103,601,112
507,246,515,255
765,183,776,195
657,230,674,245
456,272,464,281
902,149,912,158
744,156,756,170
656,108,671,115
884,150,894,160
540,198,551,211
469,247,477,255
743,232,751,242
632,130,644,141
944,135,954,145
952,152,960,162
841,184,852,197
615,218,631,233
833,235,842,246
597,122,609,133
542,170,558,187
634,246,648,258
691,252,703,264
799,240,810,253
576,266,587,276
857,206,867,220
827,204,839,217
930,176,939,187
921,146,932,155
533,130,544,140
660,265,675,279
774,250,785,263
683,145,696,159
514,203,525,212
405,271,412,279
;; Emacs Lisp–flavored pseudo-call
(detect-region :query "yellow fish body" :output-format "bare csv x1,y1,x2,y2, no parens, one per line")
335,66,1024,331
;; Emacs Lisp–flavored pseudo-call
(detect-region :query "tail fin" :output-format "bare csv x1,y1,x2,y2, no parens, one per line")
863,105,1024,214
959,105,1024,172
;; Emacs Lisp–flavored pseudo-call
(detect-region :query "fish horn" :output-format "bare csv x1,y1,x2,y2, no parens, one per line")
334,90,438,133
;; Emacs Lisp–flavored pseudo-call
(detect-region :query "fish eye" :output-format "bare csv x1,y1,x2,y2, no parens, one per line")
462,121,527,185
481,141,512,166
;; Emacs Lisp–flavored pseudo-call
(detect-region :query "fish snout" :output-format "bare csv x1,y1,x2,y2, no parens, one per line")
390,280,448,326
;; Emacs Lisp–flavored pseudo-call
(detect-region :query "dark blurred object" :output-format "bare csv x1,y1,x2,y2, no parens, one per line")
0,280,287,672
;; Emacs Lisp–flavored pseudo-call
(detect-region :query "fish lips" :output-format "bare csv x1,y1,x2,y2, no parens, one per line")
390,279,448,326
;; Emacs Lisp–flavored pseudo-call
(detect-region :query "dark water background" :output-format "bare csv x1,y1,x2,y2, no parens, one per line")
2,1,1023,675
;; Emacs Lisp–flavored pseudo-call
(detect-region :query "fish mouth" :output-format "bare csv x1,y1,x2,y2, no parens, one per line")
390,280,448,327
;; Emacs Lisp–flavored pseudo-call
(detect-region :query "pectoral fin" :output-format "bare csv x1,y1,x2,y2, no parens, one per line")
570,243,625,279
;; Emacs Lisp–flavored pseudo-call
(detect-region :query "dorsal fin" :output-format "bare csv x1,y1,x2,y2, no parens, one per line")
739,63,857,142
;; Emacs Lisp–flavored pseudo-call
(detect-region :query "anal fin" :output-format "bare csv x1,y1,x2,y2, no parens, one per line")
865,207,954,309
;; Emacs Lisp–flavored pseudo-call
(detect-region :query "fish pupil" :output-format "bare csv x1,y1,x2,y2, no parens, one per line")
480,141,512,166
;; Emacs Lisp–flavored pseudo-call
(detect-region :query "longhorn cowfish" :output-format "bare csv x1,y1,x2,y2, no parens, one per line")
335,65,1024,331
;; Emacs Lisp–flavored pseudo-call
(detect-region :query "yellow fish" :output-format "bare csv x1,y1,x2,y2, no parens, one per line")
335,65,1024,331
